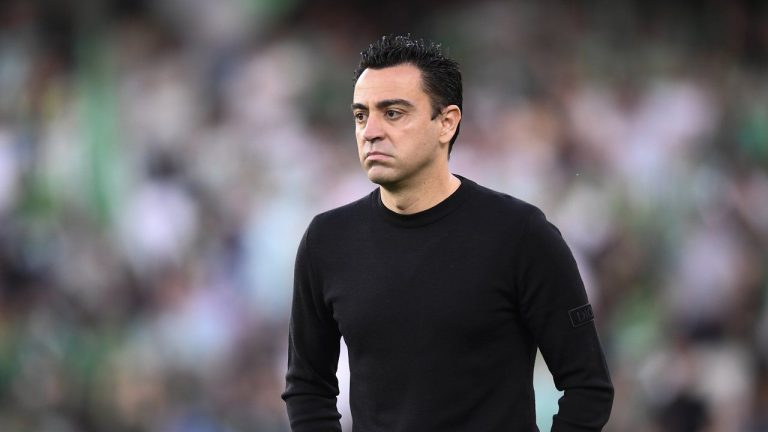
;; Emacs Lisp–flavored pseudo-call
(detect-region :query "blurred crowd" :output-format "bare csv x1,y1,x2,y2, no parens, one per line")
0,0,767,431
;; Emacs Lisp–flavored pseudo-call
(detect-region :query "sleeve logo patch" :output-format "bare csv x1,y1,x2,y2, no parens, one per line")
568,304,594,328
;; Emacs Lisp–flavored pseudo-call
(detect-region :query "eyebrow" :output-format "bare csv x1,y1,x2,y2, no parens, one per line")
351,98,415,112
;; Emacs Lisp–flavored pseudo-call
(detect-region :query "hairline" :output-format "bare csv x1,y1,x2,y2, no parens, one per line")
354,62,445,118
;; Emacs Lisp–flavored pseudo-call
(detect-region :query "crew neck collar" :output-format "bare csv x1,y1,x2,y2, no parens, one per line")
371,174,473,228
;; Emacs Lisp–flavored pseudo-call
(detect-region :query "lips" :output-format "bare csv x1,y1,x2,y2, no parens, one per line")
365,151,392,161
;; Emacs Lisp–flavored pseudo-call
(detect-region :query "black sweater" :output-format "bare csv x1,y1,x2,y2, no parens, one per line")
282,176,613,431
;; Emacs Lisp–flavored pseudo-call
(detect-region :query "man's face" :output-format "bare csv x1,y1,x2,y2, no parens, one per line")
352,63,447,188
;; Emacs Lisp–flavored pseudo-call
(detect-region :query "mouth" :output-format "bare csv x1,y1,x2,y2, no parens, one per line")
365,151,392,161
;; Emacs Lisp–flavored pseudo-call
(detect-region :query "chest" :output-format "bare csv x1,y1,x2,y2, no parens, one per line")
321,227,519,354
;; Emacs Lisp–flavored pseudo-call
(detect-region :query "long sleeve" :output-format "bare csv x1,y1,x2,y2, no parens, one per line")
281,225,342,432
515,208,614,431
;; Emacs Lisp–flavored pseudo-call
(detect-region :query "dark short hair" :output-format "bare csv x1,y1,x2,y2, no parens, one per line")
353,34,463,155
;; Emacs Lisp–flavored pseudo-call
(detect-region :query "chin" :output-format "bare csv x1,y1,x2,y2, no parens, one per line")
365,166,402,186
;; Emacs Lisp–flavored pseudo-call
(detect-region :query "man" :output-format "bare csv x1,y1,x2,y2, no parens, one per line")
282,34,613,431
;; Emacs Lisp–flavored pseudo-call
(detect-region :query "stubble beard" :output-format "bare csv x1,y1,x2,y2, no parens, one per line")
364,155,435,192
366,164,402,188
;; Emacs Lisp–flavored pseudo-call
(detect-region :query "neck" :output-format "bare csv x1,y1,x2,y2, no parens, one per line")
379,169,461,215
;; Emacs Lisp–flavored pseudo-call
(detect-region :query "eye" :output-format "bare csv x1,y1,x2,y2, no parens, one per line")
385,110,402,119
354,112,367,123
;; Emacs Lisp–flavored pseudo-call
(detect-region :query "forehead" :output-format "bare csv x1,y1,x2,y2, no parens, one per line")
353,64,427,104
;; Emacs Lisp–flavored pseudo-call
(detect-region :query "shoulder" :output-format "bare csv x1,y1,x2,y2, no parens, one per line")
462,177,545,225
304,190,375,241
468,181,566,249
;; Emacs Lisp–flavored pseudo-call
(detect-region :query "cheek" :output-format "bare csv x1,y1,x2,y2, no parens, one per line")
355,131,366,159
409,127,442,161
355,124,367,141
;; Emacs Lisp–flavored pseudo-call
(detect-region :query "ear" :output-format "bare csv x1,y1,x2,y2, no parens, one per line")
438,105,461,146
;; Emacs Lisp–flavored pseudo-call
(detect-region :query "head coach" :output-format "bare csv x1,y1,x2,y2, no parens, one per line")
281,34,614,432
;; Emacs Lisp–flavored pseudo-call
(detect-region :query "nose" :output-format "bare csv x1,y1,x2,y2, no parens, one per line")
362,114,384,143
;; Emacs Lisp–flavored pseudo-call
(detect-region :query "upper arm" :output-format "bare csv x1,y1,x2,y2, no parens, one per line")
514,208,613,430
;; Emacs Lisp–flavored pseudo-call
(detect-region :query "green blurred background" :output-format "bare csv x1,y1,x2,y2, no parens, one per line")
0,0,767,430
